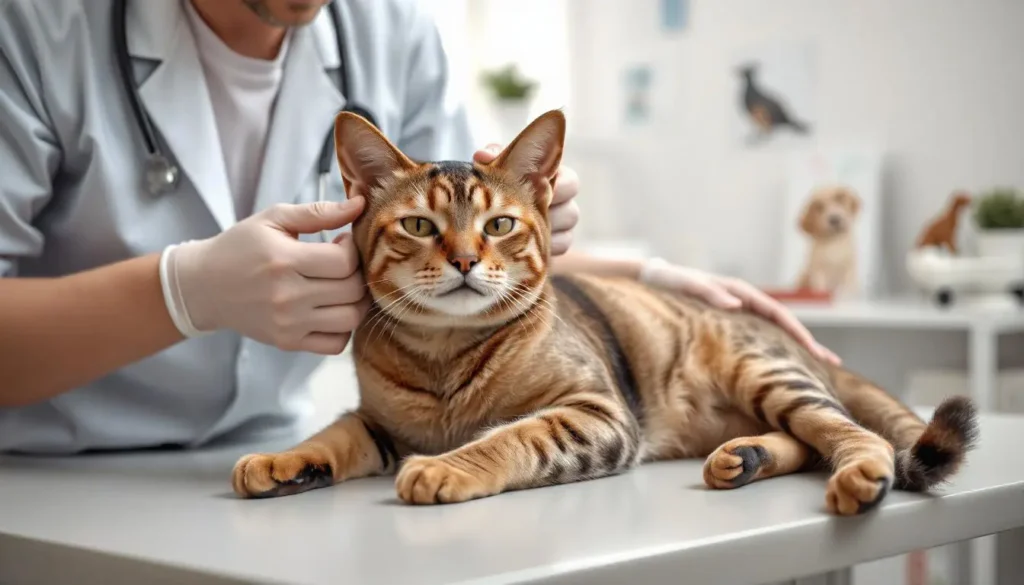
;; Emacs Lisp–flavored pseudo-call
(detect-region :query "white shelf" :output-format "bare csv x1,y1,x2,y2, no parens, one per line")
785,297,1024,332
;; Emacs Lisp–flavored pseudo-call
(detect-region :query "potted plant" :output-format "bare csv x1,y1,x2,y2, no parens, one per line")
973,187,1024,261
480,64,537,142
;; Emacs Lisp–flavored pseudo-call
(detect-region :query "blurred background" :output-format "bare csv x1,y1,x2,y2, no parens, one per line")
424,0,1024,287
369,1,1024,584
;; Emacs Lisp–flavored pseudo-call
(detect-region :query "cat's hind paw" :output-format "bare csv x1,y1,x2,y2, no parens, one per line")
232,450,334,498
396,455,496,505
826,459,893,515
703,441,770,489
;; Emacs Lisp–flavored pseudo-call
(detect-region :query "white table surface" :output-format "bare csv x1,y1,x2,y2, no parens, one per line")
2,412,1024,585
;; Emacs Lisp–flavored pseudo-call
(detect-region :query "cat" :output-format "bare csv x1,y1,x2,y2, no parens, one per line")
231,109,978,515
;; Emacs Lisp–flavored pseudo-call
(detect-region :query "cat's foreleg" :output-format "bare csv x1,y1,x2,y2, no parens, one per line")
232,411,401,498
395,394,639,505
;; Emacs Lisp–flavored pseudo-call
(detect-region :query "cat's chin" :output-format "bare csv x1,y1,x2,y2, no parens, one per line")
417,288,498,318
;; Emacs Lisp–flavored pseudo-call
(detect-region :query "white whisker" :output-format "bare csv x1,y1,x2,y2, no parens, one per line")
367,290,420,345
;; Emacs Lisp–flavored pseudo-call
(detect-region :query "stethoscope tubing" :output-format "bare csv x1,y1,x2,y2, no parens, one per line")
114,0,378,231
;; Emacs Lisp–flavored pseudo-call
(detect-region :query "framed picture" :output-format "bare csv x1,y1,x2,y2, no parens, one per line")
777,149,885,299
660,0,689,32
622,64,654,126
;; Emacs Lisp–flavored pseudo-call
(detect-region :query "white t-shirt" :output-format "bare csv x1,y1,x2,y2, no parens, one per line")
183,0,292,220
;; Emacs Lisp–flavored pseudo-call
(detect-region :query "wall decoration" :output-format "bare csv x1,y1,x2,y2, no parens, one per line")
777,150,884,300
622,64,653,125
659,0,688,32
730,41,816,147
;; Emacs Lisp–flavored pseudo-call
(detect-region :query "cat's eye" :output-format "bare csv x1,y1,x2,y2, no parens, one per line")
484,217,516,236
401,217,437,237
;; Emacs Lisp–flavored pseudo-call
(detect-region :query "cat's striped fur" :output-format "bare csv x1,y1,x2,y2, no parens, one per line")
232,110,978,515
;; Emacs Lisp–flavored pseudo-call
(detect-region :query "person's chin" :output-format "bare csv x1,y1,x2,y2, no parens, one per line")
279,1,328,25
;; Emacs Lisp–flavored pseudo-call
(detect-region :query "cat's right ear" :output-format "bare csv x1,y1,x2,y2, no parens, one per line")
333,111,417,198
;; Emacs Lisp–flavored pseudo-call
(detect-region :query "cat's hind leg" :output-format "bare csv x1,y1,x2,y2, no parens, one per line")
232,411,401,498
731,358,896,515
703,431,816,489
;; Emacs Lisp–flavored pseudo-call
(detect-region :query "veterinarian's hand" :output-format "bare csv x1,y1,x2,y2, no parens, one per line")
474,143,579,256
162,199,371,355
639,259,841,366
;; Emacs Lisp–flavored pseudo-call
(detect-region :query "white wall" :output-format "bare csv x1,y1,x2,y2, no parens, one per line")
563,0,1024,294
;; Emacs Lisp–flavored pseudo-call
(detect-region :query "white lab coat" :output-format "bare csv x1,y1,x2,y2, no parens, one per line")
0,0,475,453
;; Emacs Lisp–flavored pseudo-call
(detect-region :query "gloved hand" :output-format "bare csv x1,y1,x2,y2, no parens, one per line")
160,198,370,355
639,258,842,366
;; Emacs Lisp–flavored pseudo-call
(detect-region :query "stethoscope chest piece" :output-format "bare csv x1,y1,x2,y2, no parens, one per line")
144,153,180,196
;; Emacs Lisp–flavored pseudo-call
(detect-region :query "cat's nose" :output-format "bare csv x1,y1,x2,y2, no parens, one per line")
449,255,479,275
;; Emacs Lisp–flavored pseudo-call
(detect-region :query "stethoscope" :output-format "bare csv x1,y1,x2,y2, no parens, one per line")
112,0,377,241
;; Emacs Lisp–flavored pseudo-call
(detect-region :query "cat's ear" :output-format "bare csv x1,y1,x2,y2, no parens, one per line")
334,111,417,197
490,109,566,201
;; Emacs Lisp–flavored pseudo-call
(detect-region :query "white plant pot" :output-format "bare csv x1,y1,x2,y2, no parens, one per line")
976,229,1024,263
491,100,532,143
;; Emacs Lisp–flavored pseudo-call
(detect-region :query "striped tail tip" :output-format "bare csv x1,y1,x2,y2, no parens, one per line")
895,395,979,491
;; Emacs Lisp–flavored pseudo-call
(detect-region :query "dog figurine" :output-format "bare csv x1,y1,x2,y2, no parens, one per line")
915,191,972,255
796,185,862,297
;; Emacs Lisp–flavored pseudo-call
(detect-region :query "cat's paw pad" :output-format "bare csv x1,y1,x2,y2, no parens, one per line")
395,456,494,505
703,442,770,489
232,450,334,498
826,459,893,515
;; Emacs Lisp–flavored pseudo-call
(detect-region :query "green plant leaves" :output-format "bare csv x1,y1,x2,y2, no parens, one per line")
481,64,536,101
973,187,1024,230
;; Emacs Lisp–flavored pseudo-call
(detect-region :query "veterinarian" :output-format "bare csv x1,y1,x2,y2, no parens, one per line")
0,0,839,454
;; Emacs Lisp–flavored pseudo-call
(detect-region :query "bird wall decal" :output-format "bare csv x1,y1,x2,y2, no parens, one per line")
738,62,811,142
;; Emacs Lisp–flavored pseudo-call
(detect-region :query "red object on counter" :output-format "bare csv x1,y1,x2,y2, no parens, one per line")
760,288,834,304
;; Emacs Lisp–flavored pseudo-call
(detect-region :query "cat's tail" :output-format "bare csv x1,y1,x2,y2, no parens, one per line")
831,369,979,491
892,395,978,490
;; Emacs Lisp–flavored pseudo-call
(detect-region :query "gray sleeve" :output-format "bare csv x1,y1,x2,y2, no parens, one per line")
0,0,62,277
394,3,476,163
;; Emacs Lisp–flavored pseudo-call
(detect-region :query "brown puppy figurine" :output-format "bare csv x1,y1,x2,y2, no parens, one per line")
796,185,862,297
916,191,972,254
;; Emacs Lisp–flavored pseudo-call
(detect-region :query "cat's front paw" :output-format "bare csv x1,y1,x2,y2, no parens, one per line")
395,455,496,505
232,449,334,498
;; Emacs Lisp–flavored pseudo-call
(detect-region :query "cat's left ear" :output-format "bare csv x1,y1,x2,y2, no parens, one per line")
489,109,566,204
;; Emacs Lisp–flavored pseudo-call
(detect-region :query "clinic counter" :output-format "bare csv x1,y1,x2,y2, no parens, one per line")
2,412,1024,585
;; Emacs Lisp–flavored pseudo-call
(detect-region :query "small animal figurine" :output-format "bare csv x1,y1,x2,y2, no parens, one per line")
796,185,862,297
738,63,810,140
915,191,972,254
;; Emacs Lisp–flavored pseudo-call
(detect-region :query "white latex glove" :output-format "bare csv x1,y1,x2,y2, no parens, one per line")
639,258,841,366
160,199,370,355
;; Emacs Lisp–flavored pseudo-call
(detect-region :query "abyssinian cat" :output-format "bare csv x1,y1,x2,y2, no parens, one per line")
231,110,978,515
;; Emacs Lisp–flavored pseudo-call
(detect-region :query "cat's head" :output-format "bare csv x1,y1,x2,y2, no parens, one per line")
333,109,566,328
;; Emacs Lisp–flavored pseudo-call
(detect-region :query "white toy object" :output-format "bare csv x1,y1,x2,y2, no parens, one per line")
906,247,1024,307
